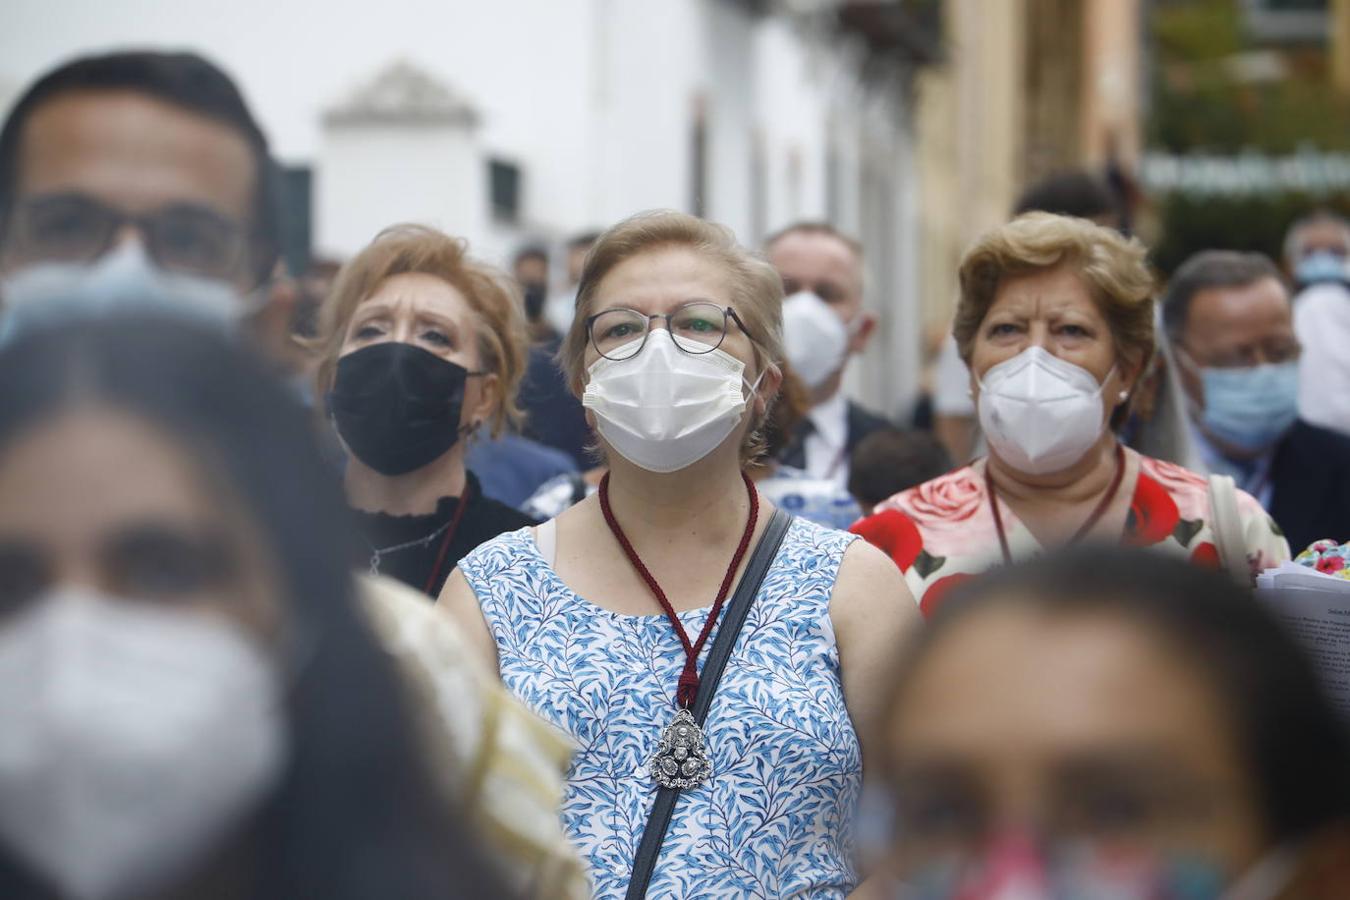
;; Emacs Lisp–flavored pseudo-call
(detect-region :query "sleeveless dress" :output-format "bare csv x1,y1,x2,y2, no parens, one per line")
458,517,862,899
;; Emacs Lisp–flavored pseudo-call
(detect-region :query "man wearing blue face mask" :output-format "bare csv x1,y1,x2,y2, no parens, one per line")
0,51,283,342
1283,210,1350,438
1164,250,1350,552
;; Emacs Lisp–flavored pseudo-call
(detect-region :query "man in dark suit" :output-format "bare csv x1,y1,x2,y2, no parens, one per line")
1163,250,1350,552
765,222,891,481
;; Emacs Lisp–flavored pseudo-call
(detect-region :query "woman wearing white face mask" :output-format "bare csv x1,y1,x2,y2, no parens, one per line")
441,210,920,899
0,318,506,900
851,213,1290,616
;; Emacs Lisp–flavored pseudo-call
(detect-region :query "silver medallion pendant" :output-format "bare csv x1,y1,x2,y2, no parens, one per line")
649,707,711,789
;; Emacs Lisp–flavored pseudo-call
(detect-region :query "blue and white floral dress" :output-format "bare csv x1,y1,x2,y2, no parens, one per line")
458,517,862,899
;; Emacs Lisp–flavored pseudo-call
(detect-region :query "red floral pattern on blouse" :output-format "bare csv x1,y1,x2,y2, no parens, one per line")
854,450,1290,617
1189,541,1220,569
890,467,988,559
1123,470,1180,547
920,573,974,618
849,508,923,572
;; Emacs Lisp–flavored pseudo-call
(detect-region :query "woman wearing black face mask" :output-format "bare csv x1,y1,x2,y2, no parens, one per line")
312,225,535,597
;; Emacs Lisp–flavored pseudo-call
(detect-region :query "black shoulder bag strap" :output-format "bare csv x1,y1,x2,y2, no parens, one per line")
624,507,794,900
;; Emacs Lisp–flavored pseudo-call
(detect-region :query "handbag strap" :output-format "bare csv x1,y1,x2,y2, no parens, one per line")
624,506,794,900
1207,473,1250,584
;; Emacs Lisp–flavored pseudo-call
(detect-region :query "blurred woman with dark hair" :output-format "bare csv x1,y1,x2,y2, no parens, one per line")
880,547,1350,898
0,317,508,899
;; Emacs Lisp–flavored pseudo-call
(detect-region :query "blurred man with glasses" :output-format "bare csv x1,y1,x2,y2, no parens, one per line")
0,51,281,338
1163,250,1350,552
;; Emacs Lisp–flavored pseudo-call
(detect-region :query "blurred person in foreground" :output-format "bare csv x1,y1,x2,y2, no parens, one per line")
442,210,920,897
1282,210,1350,438
931,171,1126,463
0,317,509,900
310,225,536,597
847,428,952,519
1163,250,1350,550
851,214,1289,615
0,50,281,342
876,548,1350,899
768,221,890,486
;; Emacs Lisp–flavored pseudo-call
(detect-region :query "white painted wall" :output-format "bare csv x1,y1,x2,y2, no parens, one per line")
0,0,926,414
316,125,487,258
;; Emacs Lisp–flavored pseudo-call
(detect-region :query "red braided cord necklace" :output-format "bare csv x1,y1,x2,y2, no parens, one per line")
598,470,759,709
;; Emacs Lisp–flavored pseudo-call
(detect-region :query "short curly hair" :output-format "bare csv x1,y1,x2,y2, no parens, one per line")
955,213,1156,427
311,224,528,436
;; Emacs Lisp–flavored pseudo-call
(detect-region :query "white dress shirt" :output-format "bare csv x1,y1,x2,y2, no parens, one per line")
803,390,851,485
932,334,976,416
1295,283,1350,438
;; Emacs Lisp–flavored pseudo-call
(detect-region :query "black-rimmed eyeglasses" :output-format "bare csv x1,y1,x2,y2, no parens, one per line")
586,301,752,361
8,193,251,280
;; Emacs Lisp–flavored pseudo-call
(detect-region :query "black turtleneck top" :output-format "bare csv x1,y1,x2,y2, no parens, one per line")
350,472,536,598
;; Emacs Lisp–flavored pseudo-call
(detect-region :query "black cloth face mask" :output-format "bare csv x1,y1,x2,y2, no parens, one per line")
328,342,478,476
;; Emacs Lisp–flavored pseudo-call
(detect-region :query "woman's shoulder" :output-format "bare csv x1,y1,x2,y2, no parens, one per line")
1132,452,1269,524
1126,452,1289,570
777,508,858,551
457,523,538,576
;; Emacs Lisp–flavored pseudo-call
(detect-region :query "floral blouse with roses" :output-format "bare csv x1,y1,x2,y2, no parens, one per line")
850,448,1291,616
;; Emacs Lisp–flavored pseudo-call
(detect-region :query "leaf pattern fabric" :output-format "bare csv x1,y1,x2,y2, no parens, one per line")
458,518,861,899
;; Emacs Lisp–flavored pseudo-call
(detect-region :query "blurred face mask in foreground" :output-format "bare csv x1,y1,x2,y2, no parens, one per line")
0,240,249,345
887,831,1300,900
977,346,1112,475
0,589,287,900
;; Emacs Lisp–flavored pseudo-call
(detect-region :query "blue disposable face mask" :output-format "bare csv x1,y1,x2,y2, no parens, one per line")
1293,251,1349,288
0,240,250,345
1196,361,1300,454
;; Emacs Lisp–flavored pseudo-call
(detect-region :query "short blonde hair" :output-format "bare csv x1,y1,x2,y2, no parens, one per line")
955,212,1156,373
312,225,528,436
559,210,786,463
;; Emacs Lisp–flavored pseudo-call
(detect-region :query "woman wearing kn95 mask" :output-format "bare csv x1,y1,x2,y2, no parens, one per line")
440,210,921,899
850,213,1289,616
0,318,505,900
311,225,535,598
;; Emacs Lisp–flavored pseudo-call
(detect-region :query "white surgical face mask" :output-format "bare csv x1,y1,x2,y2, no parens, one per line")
0,240,250,345
781,290,849,389
582,328,762,473
0,589,288,900
977,346,1113,475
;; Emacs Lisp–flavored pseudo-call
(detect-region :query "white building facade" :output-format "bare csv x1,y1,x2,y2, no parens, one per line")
1,0,933,415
